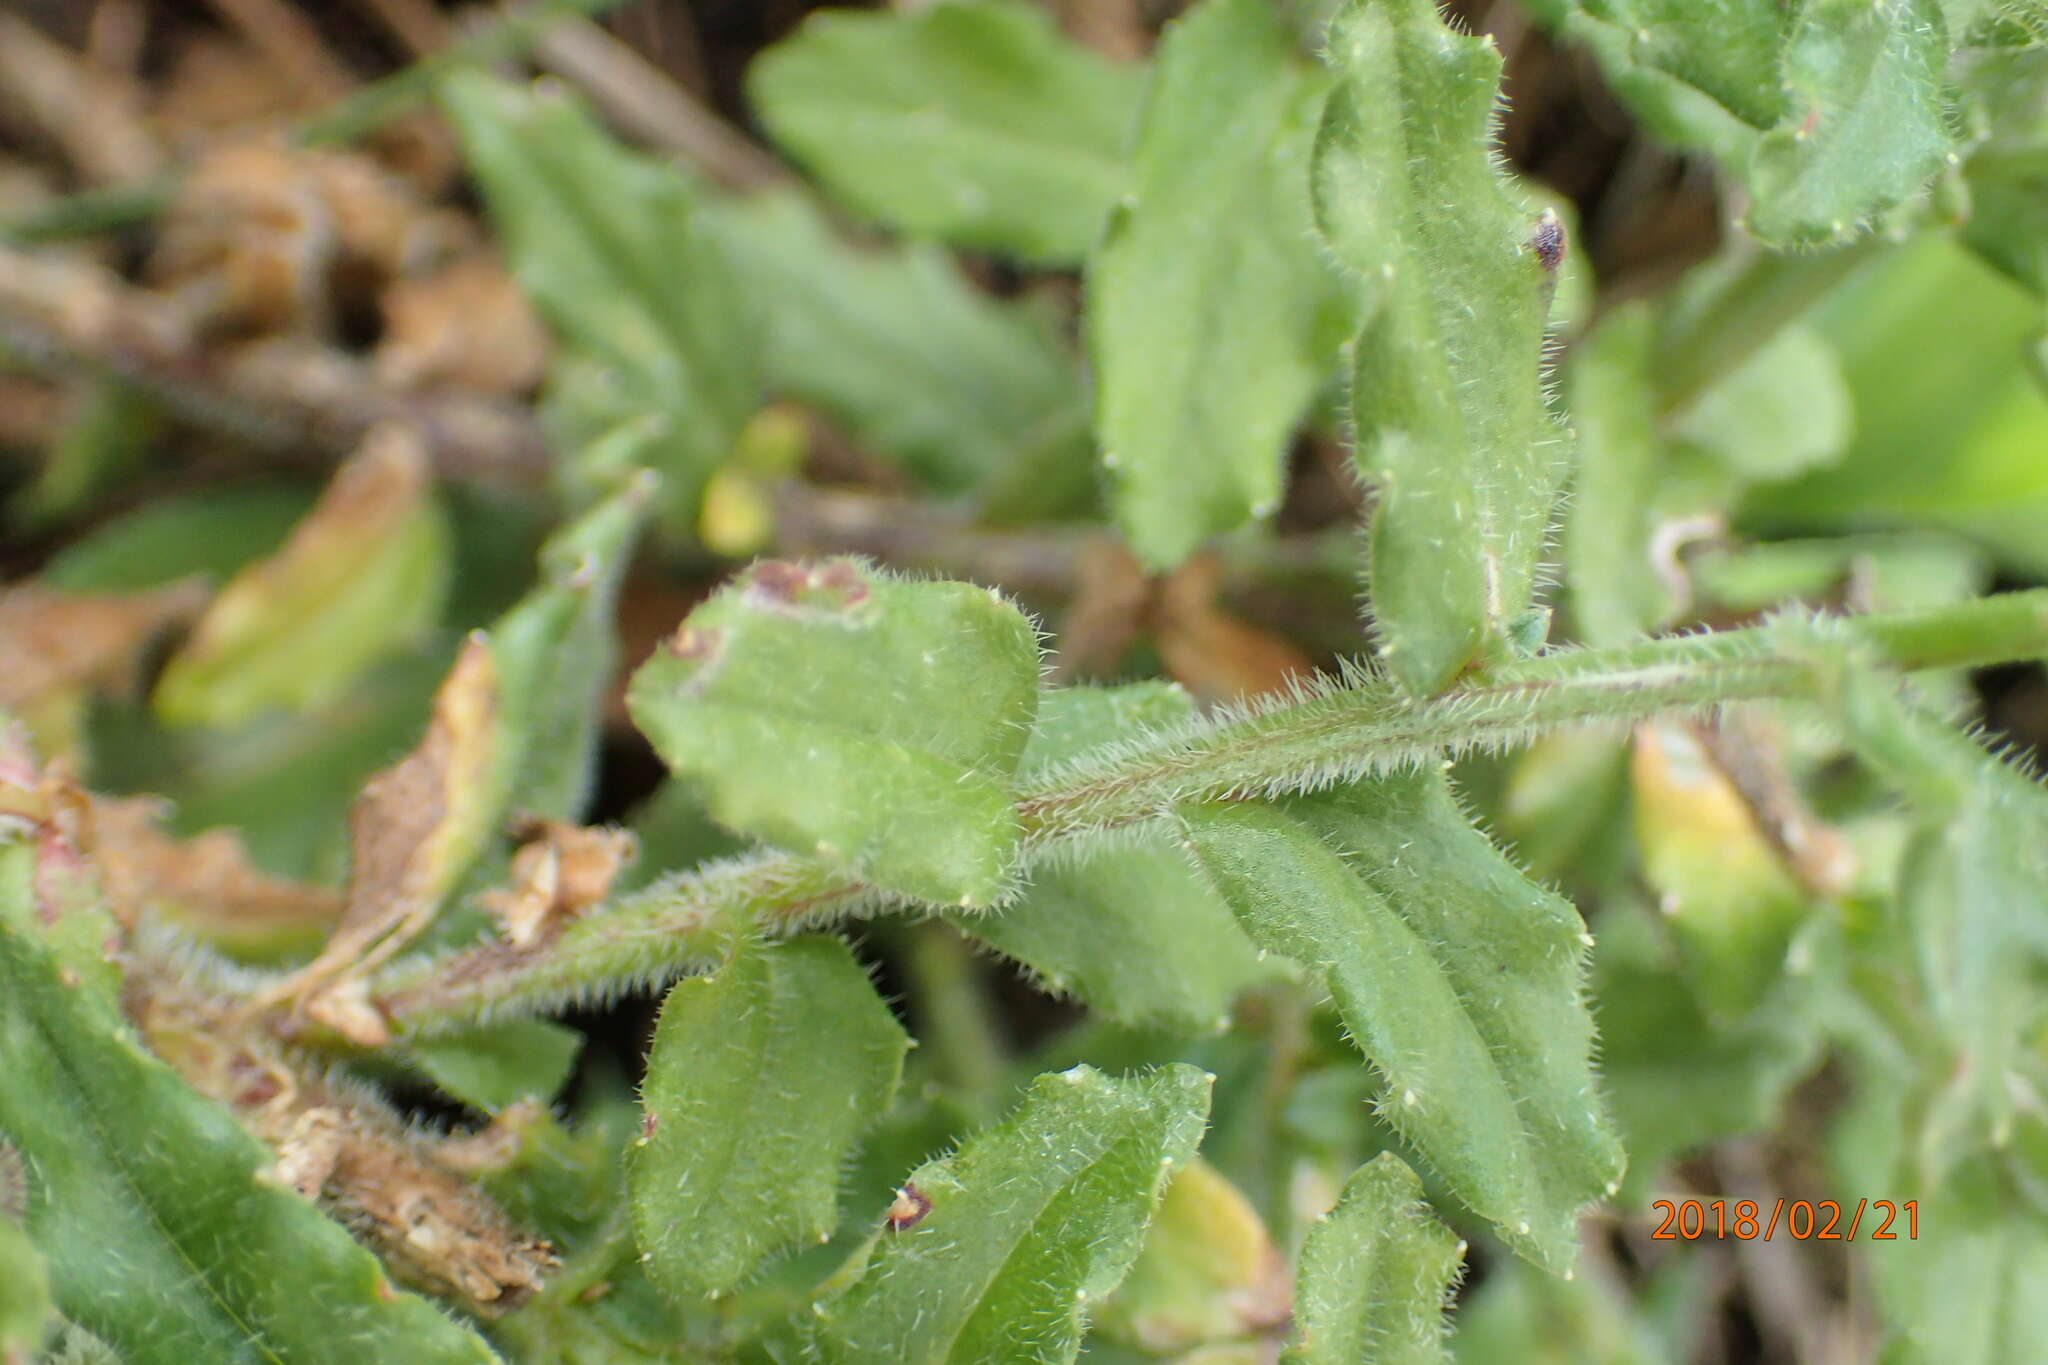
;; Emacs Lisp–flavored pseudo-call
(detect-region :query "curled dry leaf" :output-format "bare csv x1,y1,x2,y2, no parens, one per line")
133,974,556,1315
255,636,499,1042
480,819,636,949
0,578,208,712
90,797,343,951
149,133,469,339
375,252,550,394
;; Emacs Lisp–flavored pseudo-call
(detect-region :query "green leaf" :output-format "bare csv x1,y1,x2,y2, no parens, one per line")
748,0,1144,264
950,685,1280,1028
1743,235,2048,576
1451,1252,1714,1365
1873,1165,2048,1365
1591,903,1819,1200
1180,770,1625,1270
628,936,909,1300
39,484,313,594
1312,0,1572,693
441,72,757,525
151,433,450,730
709,189,1094,514
0,921,499,1365
1285,1154,1460,1365
1562,302,1673,648
809,1063,1211,1364
1563,1,1794,131
1093,1157,1289,1355
1956,47,2048,293
1671,323,1854,481
1527,1,1956,247
626,558,1040,906
1795,632,2048,1163
1629,722,1814,1018
0,1209,54,1362
410,1017,584,1114
478,473,652,827
1746,0,1956,246
1087,0,1349,567
8,378,159,531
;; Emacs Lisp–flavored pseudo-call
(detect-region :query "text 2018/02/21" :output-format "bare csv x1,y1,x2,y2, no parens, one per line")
1651,1199,1919,1241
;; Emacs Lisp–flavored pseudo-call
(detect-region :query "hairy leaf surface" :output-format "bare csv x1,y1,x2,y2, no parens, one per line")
951,684,1278,1027
0,920,498,1364
628,937,909,1299
749,0,1143,263
1285,1154,1460,1365
1312,0,1570,693
627,558,1039,906
1087,0,1349,567
809,1064,1211,1364
1181,770,1623,1270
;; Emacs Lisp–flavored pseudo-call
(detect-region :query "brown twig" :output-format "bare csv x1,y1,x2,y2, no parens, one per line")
202,0,359,104
523,13,789,189
354,0,462,59
0,240,549,488
85,0,149,77
0,11,163,185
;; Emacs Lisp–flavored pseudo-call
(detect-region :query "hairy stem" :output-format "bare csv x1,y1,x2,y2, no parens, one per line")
369,590,2048,1035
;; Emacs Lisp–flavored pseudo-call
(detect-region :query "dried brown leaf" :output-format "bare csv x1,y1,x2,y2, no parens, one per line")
134,975,556,1315
254,635,498,1039
91,797,343,950
376,253,549,394
0,578,207,710
479,819,635,949
149,133,468,339
1151,551,1312,703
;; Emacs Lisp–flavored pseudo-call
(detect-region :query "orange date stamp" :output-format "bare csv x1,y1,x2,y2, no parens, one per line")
1649,1198,1918,1241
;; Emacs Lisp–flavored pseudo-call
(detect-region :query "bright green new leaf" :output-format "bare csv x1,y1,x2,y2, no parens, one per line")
809,1063,1211,1364
1181,770,1625,1271
1087,0,1350,567
151,431,450,730
748,0,1144,264
1312,0,1572,693
709,189,1094,515
441,72,757,525
951,684,1279,1027
627,558,1040,906
0,921,499,1365
1286,1154,1460,1365
628,937,909,1299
